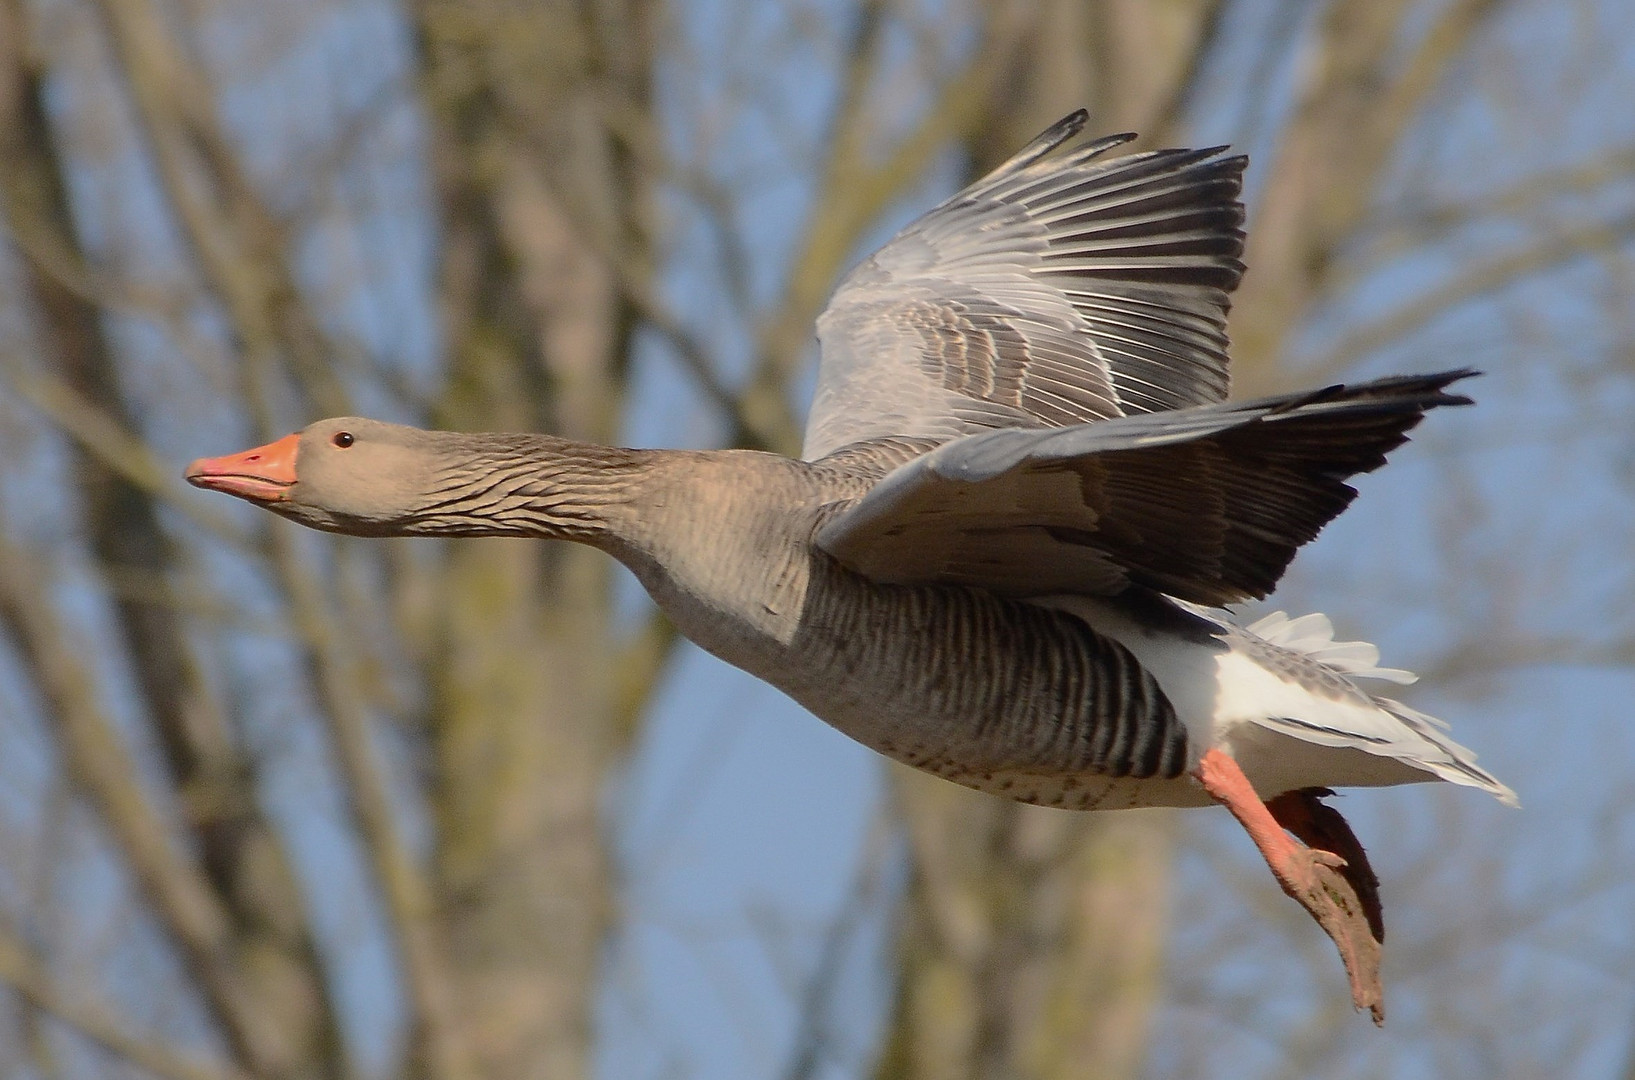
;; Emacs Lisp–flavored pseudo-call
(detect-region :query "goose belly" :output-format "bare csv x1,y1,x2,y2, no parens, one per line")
1043,597,1442,799
747,571,1213,810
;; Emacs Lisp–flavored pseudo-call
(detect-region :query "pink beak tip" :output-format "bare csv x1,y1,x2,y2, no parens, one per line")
183,433,301,502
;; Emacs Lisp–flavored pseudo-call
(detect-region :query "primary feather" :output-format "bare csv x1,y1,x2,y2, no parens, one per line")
804,110,1246,460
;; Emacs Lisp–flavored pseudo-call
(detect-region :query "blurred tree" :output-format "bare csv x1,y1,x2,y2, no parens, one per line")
0,0,1633,1079
871,7,1223,1077
872,4,1551,1076
412,2,657,1076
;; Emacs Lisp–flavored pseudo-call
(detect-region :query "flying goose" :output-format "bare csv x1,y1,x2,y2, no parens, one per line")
186,111,1513,1022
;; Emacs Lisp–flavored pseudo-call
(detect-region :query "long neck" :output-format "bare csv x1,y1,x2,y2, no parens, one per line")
405,432,652,544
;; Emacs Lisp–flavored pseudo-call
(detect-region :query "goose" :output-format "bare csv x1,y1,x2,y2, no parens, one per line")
186,110,1514,1022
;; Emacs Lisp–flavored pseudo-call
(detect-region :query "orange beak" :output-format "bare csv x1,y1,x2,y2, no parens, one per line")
185,433,300,503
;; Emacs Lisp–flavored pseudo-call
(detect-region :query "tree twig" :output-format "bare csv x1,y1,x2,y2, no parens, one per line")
0,540,282,1076
1308,207,1635,378
779,799,897,1080
744,0,1033,454
1,365,250,548
266,525,471,1080
0,924,251,1080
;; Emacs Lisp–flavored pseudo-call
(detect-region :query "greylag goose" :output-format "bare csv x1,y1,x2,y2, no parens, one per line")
187,111,1513,1022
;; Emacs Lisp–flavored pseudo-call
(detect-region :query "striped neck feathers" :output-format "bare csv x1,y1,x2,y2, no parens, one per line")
273,418,648,542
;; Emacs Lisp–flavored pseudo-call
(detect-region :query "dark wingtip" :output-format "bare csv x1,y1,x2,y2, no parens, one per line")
1035,110,1091,152
1420,366,1480,383
1435,366,1481,389
1378,367,1481,408
1434,367,1480,407
983,110,1097,181
1286,368,1480,409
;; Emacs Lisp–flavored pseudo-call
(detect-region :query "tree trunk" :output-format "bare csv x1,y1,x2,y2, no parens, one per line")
875,5,1219,1077
414,3,654,1075
0,5,342,1076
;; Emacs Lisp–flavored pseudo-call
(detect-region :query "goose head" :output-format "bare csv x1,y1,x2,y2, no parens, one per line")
185,418,450,535
186,419,644,539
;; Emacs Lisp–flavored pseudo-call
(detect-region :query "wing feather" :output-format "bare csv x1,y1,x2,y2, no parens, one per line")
815,372,1475,606
802,111,1246,460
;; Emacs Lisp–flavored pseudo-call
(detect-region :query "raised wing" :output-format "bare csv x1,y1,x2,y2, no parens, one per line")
802,110,1246,461
815,372,1474,606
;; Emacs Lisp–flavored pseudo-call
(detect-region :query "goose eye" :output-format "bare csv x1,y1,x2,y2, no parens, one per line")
332,431,355,448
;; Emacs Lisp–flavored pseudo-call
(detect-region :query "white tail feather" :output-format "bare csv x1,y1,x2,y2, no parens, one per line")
1247,610,1418,685
1238,610,1518,806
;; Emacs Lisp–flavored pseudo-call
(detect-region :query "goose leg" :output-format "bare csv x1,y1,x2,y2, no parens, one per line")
1265,788,1383,944
1194,748,1386,1025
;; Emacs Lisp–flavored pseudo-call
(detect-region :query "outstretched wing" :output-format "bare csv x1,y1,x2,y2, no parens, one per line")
815,372,1474,606
802,110,1246,461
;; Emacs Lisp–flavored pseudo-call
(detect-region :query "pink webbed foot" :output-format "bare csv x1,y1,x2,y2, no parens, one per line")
1195,749,1386,1025
1267,787,1384,945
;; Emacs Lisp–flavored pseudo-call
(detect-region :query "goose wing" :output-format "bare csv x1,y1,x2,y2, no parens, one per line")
816,372,1474,606
802,110,1246,461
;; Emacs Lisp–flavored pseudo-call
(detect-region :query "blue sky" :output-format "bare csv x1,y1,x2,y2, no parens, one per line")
6,0,1635,1077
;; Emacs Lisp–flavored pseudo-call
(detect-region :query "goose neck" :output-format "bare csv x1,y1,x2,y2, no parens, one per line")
408,433,650,543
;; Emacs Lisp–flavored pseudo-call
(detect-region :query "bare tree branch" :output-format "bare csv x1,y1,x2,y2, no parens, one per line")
1308,207,1635,377
1235,0,1511,386
609,610,681,746
0,925,252,1080
1,365,249,547
1363,145,1635,259
93,0,353,417
0,541,286,1077
266,524,472,1080
1143,0,1231,145
599,241,764,446
780,801,895,1080
744,0,1034,454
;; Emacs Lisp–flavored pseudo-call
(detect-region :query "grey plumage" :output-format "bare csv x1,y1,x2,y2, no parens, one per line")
186,115,1515,819
183,113,1521,1020
804,110,1245,459
815,370,1476,606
